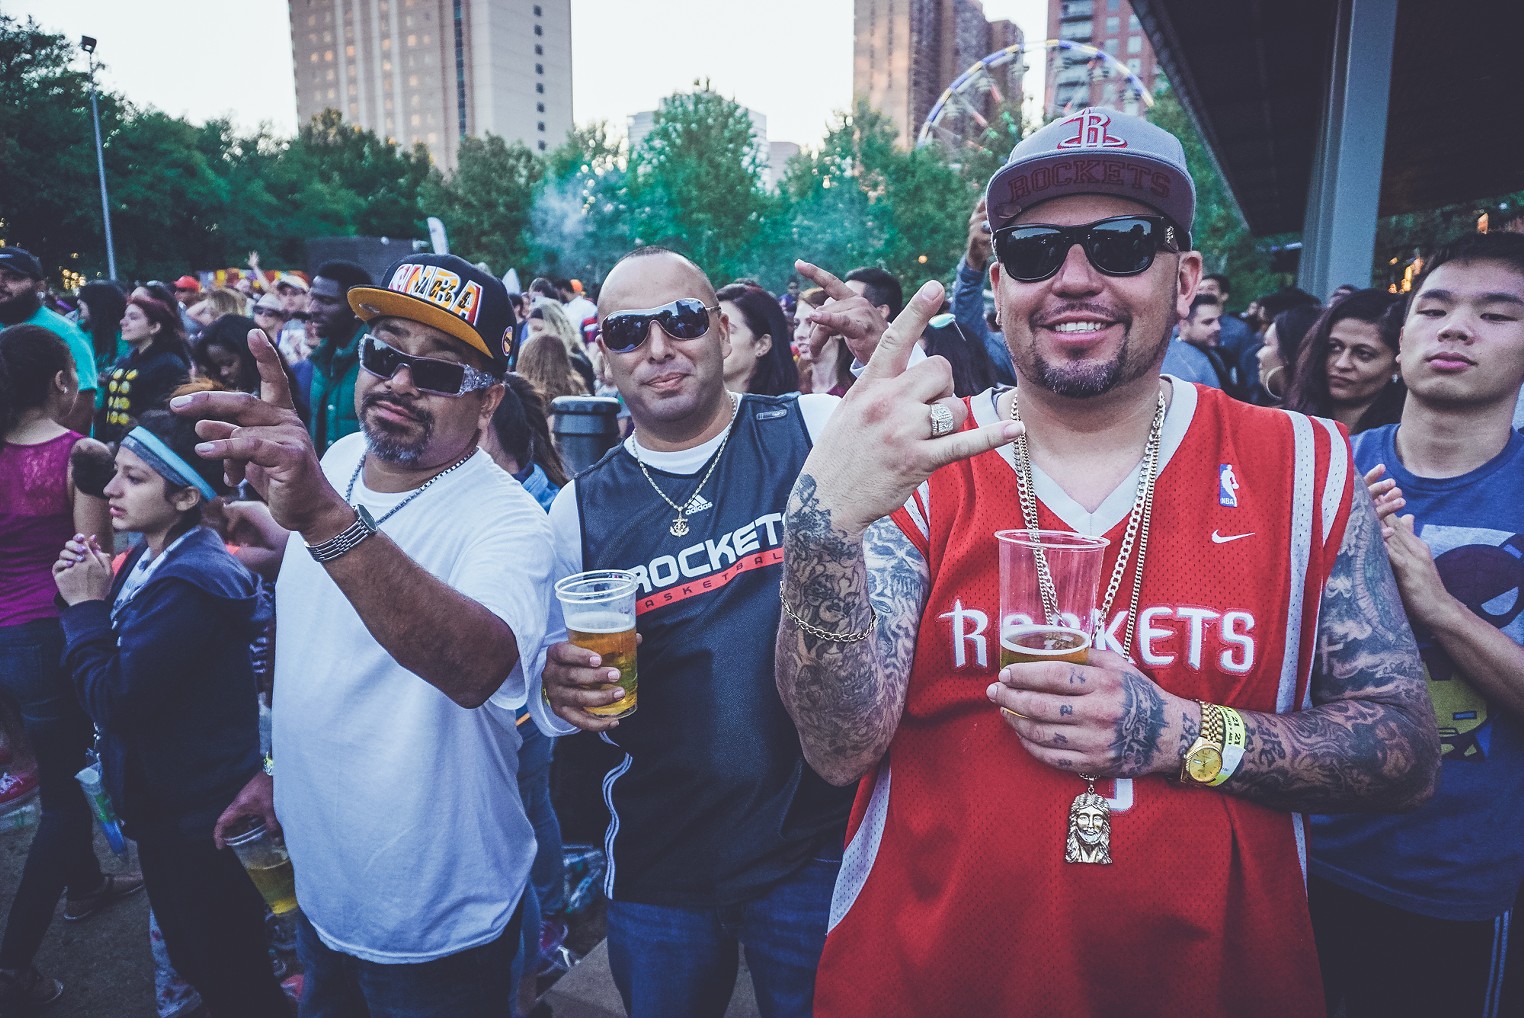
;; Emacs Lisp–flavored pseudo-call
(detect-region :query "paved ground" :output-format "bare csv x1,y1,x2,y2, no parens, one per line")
3,817,760,1018
1,815,157,1017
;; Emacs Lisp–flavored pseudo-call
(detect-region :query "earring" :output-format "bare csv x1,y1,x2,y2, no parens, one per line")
1391,372,1400,383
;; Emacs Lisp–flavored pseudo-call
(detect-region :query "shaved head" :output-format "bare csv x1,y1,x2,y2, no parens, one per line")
599,247,717,315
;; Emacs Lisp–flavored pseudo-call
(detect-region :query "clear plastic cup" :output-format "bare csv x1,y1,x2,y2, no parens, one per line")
996,529,1109,666
224,821,298,915
555,570,639,718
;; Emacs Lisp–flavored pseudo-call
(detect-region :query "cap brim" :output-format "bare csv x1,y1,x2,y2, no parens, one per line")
347,286,495,363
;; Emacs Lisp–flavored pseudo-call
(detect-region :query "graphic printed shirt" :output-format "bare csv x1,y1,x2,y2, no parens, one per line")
1311,425,1524,921
532,393,852,907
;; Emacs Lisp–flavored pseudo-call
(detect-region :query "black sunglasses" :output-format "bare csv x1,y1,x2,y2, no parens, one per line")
993,215,1187,283
599,298,718,354
359,335,497,397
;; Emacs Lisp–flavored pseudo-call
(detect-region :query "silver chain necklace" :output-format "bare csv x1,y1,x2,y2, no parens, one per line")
345,448,475,527
1010,386,1165,658
633,392,739,538
1010,385,1166,867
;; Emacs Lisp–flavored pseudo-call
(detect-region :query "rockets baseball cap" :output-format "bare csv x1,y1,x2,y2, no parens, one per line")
985,107,1195,244
347,253,516,374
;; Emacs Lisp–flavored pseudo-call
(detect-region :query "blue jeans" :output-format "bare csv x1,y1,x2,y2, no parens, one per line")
0,618,104,970
517,722,564,916
295,905,522,1018
606,854,841,1018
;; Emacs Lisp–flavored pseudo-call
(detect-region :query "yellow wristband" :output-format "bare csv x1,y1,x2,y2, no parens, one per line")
1209,706,1246,787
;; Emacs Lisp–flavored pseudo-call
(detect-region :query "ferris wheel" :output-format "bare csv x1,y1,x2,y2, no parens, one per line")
917,39,1153,159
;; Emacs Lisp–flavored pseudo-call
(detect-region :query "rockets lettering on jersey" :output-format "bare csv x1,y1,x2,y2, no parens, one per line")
938,599,1257,675
628,511,786,614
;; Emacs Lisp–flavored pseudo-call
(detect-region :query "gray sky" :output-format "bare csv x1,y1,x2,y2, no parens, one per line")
8,0,1048,148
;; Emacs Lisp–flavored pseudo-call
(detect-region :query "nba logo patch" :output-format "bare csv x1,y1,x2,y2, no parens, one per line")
1218,464,1240,508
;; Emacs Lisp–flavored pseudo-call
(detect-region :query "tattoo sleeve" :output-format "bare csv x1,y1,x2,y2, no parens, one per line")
776,474,929,786
1223,491,1441,811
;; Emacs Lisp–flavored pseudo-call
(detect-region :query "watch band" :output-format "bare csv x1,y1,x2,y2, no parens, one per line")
1180,700,1226,785
305,506,377,563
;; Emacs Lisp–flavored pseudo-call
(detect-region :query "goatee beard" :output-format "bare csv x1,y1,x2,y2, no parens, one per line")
0,290,41,326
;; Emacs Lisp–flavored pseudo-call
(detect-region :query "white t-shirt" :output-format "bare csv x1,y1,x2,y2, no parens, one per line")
526,392,838,735
273,433,555,963
564,295,598,331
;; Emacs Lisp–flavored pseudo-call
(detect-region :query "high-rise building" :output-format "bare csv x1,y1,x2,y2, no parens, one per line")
853,0,1013,146
288,0,572,171
1045,0,1159,114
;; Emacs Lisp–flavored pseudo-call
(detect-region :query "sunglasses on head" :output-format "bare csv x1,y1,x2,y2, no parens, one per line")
359,335,498,397
599,298,718,354
993,215,1187,284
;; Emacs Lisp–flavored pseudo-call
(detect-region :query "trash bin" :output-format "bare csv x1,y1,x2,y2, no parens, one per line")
550,396,622,475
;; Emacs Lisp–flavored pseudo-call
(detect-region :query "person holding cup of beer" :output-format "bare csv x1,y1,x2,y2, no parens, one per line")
533,248,855,1017
774,108,1440,1017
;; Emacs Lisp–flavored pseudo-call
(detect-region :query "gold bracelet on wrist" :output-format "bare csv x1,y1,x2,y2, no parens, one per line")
779,586,879,644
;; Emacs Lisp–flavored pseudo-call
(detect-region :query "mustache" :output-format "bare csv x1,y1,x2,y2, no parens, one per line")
362,392,432,423
1032,301,1132,328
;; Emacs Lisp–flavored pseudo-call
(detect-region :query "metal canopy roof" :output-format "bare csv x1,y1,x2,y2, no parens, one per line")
1131,0,1524,236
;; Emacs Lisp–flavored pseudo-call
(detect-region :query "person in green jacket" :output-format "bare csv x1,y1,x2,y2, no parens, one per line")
304,261,372,454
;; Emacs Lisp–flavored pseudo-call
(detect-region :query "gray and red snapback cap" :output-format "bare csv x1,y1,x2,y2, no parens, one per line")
985,107,1195,244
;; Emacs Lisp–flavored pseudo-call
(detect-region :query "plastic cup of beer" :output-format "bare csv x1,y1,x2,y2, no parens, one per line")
224,820,298,915
556,569,639,719
996,529,1109,667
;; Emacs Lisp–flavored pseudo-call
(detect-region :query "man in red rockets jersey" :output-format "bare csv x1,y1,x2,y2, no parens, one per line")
774,107,1442,1018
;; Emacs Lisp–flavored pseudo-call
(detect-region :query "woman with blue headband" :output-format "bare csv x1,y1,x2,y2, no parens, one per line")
51,409,290,1017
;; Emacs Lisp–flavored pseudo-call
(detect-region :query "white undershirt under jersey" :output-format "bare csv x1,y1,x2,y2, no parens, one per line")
273,433,556,963
525,391,839,736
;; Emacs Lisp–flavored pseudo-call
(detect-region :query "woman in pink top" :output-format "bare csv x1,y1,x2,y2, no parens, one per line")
0,325,141,1010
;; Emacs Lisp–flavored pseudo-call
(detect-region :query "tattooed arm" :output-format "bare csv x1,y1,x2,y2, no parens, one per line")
989,492,1440,811
1227,490,1440,811
776,474,929,786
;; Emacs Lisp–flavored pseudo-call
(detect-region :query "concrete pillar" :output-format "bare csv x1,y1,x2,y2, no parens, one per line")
1298,0,1398,299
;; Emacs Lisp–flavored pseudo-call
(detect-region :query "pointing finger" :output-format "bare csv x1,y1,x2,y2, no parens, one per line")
249,329,297,411
171,389,292,429
861,280,943,383
926,417,1022,471
794,260,856,302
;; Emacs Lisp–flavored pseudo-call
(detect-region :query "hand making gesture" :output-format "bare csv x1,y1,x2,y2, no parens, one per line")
170,329,350,539
800,277,1022,538
793,259,893,366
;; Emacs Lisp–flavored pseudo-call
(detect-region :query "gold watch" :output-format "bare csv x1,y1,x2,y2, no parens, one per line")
1181,700,1225,785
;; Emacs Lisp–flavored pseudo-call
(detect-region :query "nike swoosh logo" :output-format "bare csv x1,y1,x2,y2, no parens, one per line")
1211,530,1254,544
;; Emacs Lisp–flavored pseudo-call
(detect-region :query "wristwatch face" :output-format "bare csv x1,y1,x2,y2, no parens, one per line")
1185,744,1223,784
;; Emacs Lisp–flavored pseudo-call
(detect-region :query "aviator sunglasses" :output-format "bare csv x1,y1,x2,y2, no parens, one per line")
359,335,498,396
599,298,719,354
993,215,1188,283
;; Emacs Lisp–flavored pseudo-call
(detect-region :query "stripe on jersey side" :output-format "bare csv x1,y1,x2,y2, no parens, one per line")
828,762,892,934
599,735,633,899
1293,811,1308,884
903,482,931,544
1485,909,1510,1018
1277,411,1317,714
1312,416,1349,548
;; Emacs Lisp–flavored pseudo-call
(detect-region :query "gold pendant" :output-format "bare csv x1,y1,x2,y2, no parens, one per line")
669,515,689,538
1065,777,1113,865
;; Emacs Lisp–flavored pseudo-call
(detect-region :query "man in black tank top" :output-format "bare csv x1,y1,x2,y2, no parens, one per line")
538,248,851,1017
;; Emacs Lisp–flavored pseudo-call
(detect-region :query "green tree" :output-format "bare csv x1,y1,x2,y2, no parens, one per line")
284,109,434,241
422,134,542,273
0,15,125,280
1146,89,1292,306
626,86,774,284
529,121,633,282
780,101,974,290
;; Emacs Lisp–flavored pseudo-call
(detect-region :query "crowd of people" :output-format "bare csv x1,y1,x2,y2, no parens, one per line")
0,103,1520,1018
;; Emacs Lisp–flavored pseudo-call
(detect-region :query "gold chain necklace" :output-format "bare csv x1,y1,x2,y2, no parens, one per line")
633,392,739,538
1009,385,1166,866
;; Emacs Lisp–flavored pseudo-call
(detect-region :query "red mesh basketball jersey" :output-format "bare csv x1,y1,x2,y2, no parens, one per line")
814,384,1353,1018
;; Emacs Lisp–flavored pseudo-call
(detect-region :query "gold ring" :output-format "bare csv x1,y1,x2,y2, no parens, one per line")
1000,707,1031,721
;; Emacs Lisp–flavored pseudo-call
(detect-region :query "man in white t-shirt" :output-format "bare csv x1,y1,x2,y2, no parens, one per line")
174,253,552,1017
